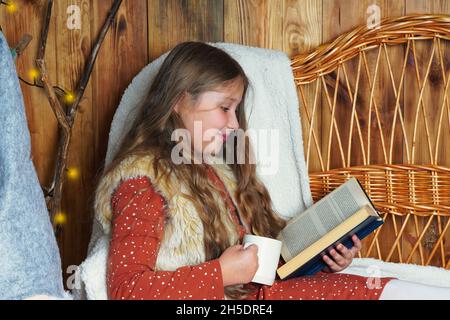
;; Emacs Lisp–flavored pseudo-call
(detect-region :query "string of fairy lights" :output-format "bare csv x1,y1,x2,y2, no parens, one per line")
2,0,80,227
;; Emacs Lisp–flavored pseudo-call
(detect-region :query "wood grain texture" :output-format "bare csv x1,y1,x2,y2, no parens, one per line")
284,0,321,56
224,0,283,49
91,0,148,179
405,0,449,167
405,0,450,267
54,0,94,278
148,0,223,61
284,0,323,173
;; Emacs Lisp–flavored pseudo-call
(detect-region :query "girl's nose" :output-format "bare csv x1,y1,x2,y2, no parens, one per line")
228,113,239,130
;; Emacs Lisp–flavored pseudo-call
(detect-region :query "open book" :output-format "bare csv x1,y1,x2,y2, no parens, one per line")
276,177,383,280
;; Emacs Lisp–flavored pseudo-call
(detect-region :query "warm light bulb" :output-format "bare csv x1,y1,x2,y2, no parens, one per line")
54,212,67,225
67,167,80,180
28,68,39,81
65,92,75,104
6,1,17,13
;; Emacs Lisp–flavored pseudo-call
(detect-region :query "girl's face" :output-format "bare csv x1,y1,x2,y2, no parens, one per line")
174,77,244,159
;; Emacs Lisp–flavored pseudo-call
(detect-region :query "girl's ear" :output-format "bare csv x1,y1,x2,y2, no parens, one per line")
173,101,180,114
173,92,187,115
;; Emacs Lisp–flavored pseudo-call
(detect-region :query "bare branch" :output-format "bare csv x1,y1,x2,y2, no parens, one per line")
38,0,122,225
13,34,32,57
36,59,70,130
7,0,123,227
50,129,71,224
37,0,53,61
70,0,123,123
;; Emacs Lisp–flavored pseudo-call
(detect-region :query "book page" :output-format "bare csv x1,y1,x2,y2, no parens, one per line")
280,212,325,261
280,178,373,261
330,178,371,219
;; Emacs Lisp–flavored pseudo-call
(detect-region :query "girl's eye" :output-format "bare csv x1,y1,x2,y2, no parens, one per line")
221,106,230,112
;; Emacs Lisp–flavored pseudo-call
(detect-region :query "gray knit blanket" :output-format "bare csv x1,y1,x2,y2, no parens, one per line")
0,32,66,299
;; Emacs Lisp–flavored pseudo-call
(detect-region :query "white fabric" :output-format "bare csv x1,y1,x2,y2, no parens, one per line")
380,280,450,300
338,257,450,289
78,235,109,300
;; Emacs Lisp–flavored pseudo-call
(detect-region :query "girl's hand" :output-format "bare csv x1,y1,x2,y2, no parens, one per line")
218,244,259,286
322,235,362,273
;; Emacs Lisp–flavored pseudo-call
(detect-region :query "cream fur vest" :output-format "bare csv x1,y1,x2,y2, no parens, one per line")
94,154,244,272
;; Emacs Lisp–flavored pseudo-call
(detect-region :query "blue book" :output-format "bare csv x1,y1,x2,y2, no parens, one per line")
277,178,383,280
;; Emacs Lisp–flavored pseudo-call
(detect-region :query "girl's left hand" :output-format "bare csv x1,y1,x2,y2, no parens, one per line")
322,235,362,273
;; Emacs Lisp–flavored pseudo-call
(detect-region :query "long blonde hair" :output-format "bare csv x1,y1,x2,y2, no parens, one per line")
102,42,286,298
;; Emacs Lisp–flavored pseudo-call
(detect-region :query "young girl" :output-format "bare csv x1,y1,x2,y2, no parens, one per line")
96,42,450,300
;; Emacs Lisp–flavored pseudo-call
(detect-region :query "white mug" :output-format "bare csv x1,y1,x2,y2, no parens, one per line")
243,234,282,286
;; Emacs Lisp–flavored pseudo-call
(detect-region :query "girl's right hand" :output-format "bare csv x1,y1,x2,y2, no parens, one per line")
218,244,259,286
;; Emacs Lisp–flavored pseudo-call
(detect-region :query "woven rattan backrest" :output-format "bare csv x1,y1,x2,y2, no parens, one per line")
291,15,449,268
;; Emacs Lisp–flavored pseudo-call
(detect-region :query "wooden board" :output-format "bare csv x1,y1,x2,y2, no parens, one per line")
91,0,149,172
284,0,323,173
405,0,450,267
148,0,224,61
224,0,283,49
54,0,94,281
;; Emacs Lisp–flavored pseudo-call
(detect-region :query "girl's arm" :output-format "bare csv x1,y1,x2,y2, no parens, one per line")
107,177,225,300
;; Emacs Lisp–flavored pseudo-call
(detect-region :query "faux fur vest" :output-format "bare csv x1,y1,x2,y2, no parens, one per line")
94,154,244,272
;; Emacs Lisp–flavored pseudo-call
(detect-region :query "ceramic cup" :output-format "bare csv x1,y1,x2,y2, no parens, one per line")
243,234,282,286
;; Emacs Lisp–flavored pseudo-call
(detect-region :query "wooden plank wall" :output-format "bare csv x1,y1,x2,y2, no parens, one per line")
1,0,448,283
